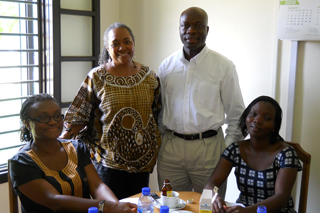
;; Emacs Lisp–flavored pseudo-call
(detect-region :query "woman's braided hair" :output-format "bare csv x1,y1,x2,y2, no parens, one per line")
20,93,58,142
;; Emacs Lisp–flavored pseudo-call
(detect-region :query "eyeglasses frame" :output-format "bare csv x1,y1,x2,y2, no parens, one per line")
28,114,64,123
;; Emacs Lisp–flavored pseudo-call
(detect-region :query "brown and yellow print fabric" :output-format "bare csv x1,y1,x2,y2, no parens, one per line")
64,65,162,173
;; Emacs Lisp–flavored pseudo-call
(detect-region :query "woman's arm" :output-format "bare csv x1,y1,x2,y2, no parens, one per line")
204,157,233,213
85,164,118,202
85,164,137,212
205,157,233,189
225,168,298,213
59,124,86,139
18,171,136,213
18,178,104,212
246,167,297,213
152,75,162,125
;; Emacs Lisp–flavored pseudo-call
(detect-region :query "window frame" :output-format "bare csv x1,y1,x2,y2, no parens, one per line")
52,0,100,108
0,0,50,183
0,0,100,184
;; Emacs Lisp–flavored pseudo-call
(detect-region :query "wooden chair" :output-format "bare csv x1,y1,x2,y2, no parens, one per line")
8,159,19,213
284,142,311,213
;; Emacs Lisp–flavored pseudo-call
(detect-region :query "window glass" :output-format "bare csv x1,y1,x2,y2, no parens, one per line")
61,15,92,56
0,0,43,169
61,0,92,11
61,61,92,102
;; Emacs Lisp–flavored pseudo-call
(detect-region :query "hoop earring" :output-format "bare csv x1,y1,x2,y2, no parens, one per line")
132,60,137,68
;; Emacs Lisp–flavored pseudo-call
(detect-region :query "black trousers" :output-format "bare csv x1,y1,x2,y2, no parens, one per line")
94,163,150,200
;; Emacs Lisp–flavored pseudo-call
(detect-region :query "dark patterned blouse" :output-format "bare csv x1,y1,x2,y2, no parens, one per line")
10,139,91,213
222,142,302,213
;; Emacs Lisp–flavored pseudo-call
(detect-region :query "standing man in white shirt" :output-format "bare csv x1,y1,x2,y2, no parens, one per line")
157,7,245,197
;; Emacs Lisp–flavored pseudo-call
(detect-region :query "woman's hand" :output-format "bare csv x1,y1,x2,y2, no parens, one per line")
59,124,86,139
225,205,246,213
212,196,227,213
128,202,137,213
105,202,137,213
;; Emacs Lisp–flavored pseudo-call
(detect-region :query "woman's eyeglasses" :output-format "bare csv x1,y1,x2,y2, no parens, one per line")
28,114,64,123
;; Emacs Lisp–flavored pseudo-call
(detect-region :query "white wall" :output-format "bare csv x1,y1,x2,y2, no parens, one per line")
278,40,320,213
1,1,319,212
107,0,279,193
101,0,319,212
0,183,10,213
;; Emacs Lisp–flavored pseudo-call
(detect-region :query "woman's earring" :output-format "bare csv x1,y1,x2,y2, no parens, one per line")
132,59,137,68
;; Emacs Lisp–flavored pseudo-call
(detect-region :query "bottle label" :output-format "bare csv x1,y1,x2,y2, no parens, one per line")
166,190,172,197
138,207,154,213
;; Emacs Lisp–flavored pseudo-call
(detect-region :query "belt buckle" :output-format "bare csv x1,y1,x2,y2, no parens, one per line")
199,132,202,140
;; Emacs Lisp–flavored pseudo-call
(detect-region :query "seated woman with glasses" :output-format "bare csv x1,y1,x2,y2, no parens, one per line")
9,93,137,213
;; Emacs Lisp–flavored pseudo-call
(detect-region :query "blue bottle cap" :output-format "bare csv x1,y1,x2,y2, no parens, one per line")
88,206,98,213
142,187,151,195
257,205,267,212
160,205,169,213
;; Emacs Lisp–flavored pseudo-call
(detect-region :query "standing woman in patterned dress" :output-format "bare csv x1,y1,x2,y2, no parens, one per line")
204,96,302,213
60,22,162,200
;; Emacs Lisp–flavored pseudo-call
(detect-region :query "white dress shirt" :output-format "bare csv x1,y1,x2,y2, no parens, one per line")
158,45,245,145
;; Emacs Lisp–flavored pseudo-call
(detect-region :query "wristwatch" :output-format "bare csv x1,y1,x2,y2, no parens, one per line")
98,200,105,213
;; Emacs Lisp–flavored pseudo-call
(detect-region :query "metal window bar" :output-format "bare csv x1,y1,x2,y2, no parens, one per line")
1,0,37,3
0,65,39,68
0,15,37,20
0,49,38,52
0,145,23,152
0,113,19,118
0,80,39,85
0,95,31,102
0,33,38,36
0,0,44,179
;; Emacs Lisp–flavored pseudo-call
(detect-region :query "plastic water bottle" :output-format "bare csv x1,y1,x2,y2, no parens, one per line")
88,207,98,213
137,187,154,213
160,205,169,213
257,205,267,213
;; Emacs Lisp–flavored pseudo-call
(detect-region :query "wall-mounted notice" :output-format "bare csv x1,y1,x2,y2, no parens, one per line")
277,0,320,40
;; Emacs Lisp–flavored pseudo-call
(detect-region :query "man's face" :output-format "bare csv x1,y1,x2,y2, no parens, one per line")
179,10,208,53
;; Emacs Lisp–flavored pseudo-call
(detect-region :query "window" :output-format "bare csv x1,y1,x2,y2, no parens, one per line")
0,0,100,184
0,0,52,183
53,0,100,107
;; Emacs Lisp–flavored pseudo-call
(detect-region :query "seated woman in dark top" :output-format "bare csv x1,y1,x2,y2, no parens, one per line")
205,96,302,213
10,93,136,213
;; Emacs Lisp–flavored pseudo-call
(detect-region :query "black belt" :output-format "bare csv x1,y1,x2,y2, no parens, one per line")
172,130,217,140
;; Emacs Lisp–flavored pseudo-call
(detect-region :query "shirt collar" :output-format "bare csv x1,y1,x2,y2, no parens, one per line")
179,45,209,65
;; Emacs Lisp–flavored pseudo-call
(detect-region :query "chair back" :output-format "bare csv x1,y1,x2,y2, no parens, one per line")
8,159,19,213
284,142,311,213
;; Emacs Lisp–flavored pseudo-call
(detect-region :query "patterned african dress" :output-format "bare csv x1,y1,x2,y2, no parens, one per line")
10,139,91,213
64,64,162,173
222,142,302,213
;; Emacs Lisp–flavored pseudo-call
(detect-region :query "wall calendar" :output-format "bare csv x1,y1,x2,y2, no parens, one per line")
277,0,320,40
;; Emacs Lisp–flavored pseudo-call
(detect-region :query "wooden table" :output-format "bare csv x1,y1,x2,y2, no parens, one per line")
129,191,201,212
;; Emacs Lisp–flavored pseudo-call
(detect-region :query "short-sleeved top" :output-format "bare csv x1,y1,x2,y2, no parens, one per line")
222,142,302,213
64,64,162,173
10,139,92,213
